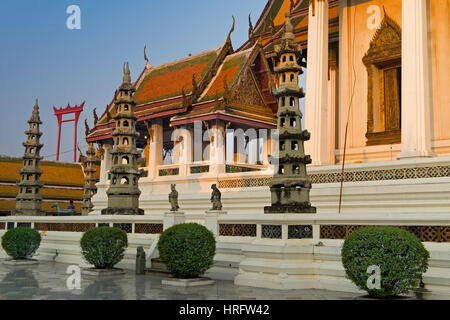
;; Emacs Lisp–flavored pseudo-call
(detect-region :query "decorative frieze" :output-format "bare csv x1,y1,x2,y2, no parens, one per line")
34,223,95,232
219,224,256,237
218,164,450,189
112,223,132,233
190,165,210,174
288,225,313,239
261,224,282,239
320,225,450,243
135,223,163,234
159,168,179,176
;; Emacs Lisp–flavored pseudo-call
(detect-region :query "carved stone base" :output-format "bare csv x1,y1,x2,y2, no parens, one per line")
101,207,144,215
264,204,316,214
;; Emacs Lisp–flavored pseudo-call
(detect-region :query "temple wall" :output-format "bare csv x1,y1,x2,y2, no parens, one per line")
430,0,450,150
337,0,450,162
338,0,402,163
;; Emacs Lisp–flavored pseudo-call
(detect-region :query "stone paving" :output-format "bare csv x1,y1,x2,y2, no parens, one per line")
0,260,446,300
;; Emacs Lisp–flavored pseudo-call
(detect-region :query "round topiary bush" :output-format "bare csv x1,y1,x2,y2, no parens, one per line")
341,226,429,298
80,226,128,269
158,223,216,279
2,227,41,260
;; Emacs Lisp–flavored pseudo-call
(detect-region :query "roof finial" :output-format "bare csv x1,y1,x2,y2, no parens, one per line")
248,14,254,39
123,62,131,84
93,108,99,126
290,0,295,12
226,15,235,44
270,14,276,34
144,45,152,69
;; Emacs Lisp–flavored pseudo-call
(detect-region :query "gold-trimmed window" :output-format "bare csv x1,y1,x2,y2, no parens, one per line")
363,12,401,146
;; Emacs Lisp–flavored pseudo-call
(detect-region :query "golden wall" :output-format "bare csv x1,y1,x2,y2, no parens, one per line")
337,0,450,162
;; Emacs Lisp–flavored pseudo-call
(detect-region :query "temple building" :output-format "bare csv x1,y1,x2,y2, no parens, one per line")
2,0,450,294
86,0,450,217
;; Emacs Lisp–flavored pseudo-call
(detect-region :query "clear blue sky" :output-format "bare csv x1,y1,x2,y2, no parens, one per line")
0,0,275,162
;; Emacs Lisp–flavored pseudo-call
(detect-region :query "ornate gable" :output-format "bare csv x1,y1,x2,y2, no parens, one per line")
230,69,266,108
363,11,401,64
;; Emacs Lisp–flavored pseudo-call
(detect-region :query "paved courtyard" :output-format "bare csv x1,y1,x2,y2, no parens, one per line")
0,260,446,300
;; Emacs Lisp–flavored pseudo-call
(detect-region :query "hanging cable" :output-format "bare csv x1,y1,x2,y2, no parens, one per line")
338,2,357,214
42,144,88,159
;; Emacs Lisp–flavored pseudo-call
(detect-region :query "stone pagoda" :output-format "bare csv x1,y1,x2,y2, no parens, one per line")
13,99,45,216
102,62,144,215
81,143,98,215
264,12,316,214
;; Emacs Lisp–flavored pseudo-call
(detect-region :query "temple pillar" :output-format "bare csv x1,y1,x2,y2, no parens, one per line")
328,47,338,164
209,120,225,174
259,128,270,165
397,0,434,159
247,129,258,165
177,125,192,176
99,145,112,184
235,128,246,163
148,118,163,179
304,0,331,166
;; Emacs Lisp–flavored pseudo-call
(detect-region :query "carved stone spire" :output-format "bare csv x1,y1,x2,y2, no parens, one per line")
81,143,98,215
122,62,131,85
283,12,295,41
264,17,316,214
102,62,144,215
13,99,45,216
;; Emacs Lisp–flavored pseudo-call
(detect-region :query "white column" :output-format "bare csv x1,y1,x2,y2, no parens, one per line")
247,128,258,165
99,145,112,184
177,125,192,176
397,0,434,159
304,0,331,166
148,119,163,179
259,128,270,165
327,49,338,165
209,120,225,174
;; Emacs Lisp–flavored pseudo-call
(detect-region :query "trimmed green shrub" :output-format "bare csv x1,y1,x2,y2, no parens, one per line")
341,226,429,298
2,227,41,259
158,223,216,279
80,226,128,269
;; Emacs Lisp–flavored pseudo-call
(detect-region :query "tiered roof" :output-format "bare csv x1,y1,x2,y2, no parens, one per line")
87,24,277,143
172,44,277,128
240,0,340,54
88,0,342,143
0,157,99,215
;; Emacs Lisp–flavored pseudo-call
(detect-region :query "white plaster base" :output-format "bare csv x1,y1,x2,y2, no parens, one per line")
163,212,185,230
162,277,215,287
82,268,126,277
3,259,39,266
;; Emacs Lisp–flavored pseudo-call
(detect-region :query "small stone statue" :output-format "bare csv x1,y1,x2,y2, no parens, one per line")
136,246,146,275
169,184,180,212
210,184,222,211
